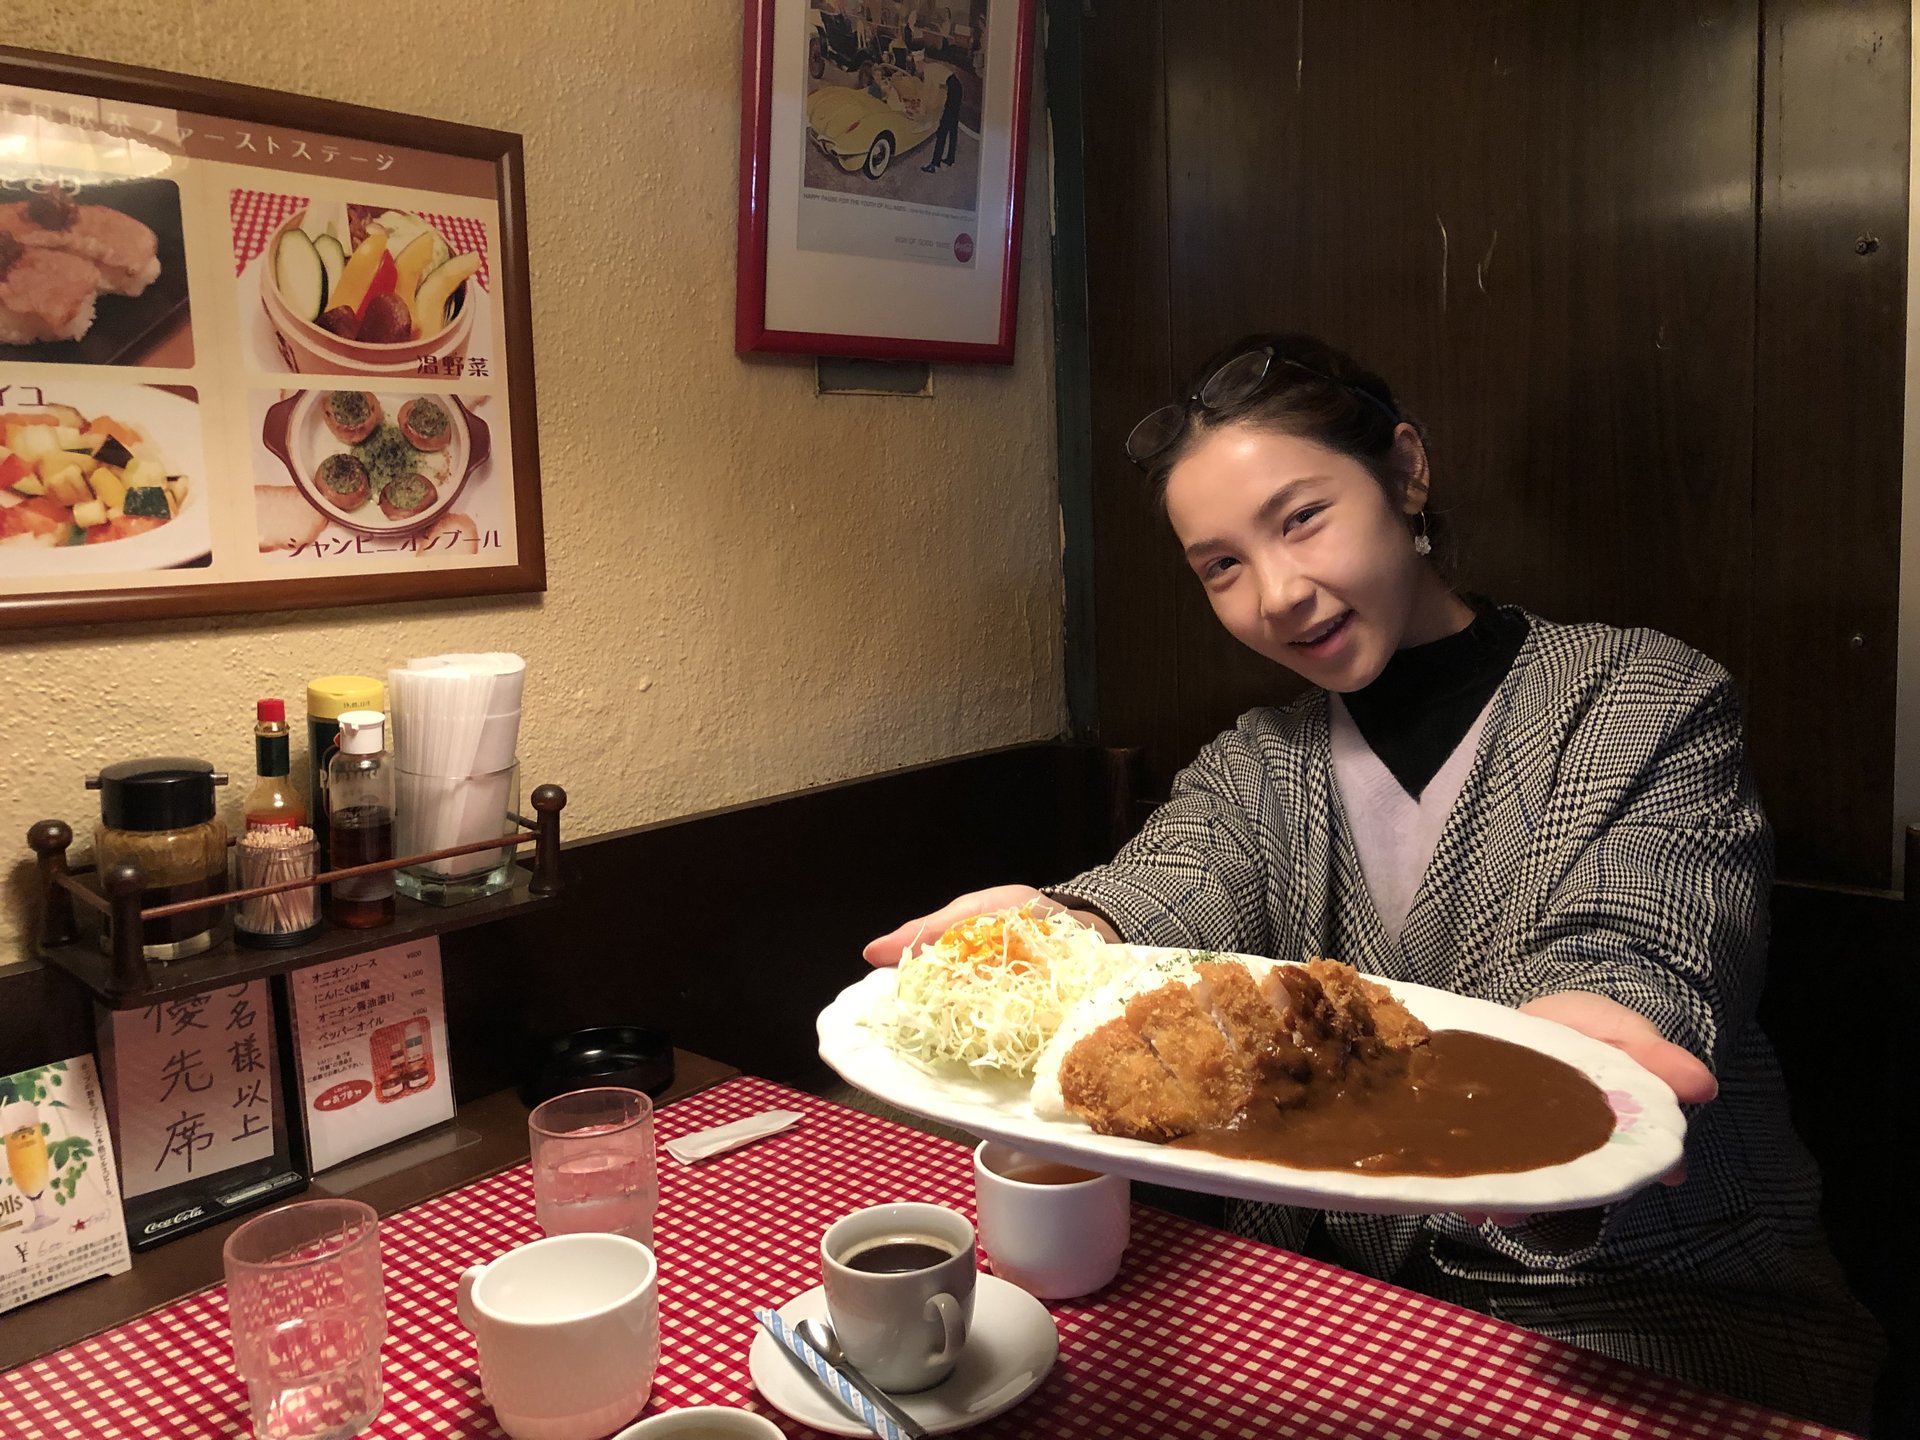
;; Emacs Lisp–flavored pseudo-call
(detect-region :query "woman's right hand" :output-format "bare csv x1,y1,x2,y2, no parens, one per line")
861,884,1117,966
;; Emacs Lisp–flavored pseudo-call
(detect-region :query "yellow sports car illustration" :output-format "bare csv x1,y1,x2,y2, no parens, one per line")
804,67,938,180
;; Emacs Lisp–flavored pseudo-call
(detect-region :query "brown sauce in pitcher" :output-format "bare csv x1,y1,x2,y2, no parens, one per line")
1170,1030,1616,1175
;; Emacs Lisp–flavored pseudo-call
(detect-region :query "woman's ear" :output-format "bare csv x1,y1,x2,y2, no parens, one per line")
1392,423,1431,515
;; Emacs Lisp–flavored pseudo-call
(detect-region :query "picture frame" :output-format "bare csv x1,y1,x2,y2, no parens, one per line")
0,46,545,632
736,0,1037,364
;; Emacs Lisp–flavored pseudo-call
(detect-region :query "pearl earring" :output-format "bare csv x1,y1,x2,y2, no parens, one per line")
1412,513,1433,557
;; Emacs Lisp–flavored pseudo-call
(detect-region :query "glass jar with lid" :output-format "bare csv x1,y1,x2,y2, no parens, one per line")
86,757,229,960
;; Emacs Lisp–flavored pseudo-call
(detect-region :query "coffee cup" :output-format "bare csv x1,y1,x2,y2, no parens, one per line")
820,1202,977,1394
458,1232,659,1440
612,1408,783,1439
974,1141,1130,1299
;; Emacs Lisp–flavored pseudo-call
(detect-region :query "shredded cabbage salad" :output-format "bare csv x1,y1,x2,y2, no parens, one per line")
883,905,1132,1076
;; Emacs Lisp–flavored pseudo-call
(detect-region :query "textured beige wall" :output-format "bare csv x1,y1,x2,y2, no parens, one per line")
0,1,1064,960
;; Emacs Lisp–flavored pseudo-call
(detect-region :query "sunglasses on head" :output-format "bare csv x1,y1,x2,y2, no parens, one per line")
1123,345,1402,470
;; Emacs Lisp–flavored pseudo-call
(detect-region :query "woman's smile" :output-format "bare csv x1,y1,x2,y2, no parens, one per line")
1289,610,1354,655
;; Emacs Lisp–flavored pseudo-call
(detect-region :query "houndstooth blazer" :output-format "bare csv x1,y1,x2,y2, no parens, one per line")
1048,612,1883,1430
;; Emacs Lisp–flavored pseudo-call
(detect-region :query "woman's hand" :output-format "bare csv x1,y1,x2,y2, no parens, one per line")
1457,990,1717,1228
861,885,1118,967
1518,991,1718,1108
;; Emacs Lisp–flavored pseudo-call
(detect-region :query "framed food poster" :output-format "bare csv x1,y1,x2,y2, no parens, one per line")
736,0,1036,363
0,46,544,632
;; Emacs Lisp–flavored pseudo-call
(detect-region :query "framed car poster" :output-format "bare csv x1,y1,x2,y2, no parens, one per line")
736,0,1037,363
0,45,545,632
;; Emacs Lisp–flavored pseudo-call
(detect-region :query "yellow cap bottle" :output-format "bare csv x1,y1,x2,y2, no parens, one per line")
307,675,386,870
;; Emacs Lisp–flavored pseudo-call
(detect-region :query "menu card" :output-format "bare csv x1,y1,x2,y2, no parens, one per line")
287,938,453,1172
0,1056,132,1313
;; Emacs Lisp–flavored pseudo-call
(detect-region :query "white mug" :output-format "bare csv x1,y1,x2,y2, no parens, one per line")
820,1202,977,1393
974,1141,1130,1299
612,1409,783,1439
458,1232,659,1440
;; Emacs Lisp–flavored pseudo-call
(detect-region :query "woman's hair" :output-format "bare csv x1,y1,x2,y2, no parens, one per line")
1147,332,1452,572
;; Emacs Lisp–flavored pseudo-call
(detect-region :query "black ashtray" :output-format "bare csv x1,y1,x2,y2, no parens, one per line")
521,1025,675,1107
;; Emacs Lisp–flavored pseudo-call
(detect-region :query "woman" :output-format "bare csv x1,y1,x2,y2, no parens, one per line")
865,335,1883,1430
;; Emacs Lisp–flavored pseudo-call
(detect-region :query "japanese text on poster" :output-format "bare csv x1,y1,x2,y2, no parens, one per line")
107,982,276,1201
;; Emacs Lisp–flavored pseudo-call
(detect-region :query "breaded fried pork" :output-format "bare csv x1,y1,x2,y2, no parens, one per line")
1058,957,1429,1142
1192,960,1311,1086
1058,1017,1211,1142
1302,957,1430,1053
1124,983,1254,1126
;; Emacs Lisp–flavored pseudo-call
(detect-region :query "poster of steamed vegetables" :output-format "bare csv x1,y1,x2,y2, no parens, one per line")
0,1056,131,1313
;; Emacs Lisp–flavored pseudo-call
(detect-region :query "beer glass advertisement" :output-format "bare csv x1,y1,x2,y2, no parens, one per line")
0,1056,132,1313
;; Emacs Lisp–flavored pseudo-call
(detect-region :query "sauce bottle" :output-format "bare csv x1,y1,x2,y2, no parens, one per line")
244,699,307,834
306,675,385,873
327,710,395,929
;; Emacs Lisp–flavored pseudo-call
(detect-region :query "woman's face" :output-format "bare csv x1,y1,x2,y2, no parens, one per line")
1162,421,1461,693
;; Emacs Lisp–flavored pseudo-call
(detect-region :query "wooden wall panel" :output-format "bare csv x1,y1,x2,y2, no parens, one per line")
1750,0,1909,887
1080,3,1185,786
1078,1,1905,888
1148,0,1760,770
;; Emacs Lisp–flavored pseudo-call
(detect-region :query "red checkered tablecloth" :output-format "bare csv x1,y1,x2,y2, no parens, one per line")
229,187,491,290
0,1077,1851,1440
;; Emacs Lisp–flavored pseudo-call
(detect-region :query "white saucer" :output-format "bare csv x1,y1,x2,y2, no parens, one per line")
748,1273,1058,1437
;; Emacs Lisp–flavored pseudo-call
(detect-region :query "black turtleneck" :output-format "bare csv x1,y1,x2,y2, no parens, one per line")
1340,600,1529,799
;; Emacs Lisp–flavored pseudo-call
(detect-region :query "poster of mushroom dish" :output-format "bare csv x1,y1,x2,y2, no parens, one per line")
0,49,542,631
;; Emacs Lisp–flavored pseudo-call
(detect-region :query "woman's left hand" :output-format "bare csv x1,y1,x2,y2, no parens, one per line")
1457,990,1717,1227
1518,990,1718,1107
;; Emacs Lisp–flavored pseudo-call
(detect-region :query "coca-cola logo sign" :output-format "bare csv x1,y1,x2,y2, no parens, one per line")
314,1080,372,1112
953,232,974,263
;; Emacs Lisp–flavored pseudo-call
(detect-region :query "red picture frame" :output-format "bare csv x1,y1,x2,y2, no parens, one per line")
736,0,1037,364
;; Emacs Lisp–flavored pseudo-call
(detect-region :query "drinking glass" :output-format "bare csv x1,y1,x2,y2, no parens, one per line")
529,1087,657,1246
395,758,519,906
223,1199,386,1440
2,1099,51,1234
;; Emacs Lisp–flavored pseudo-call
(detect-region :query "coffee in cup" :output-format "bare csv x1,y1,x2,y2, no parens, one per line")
842,1235,957,1274
820,1202,977,1394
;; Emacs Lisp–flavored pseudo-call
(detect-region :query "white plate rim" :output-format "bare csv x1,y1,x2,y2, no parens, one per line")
747,1273,1057,1437
0,384,210,577
816,946,1687,1215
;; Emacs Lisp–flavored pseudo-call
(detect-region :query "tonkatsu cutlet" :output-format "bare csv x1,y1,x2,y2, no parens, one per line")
1303,957,1431,1054
1057,957,1430,1142
1192,960,1313,1099
1058,1017,1212,1142
1124,983,1254,1125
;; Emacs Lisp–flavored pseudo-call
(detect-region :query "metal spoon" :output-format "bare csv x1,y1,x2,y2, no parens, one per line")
796,1316,930,1440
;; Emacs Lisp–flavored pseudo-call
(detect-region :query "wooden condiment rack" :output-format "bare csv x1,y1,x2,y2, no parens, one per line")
26,785,566,1007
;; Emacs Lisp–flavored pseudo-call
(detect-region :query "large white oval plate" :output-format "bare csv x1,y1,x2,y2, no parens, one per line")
817,948,1687,1215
